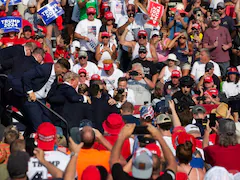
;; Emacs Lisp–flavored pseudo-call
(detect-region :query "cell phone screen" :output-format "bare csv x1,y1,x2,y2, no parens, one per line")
209,113,216,127
133,126,150,135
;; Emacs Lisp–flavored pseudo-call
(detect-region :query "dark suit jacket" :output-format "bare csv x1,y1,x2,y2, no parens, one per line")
48,83,91,128
91,96,119,133
0,45,24,66
22,63,56,97
3,56,39,77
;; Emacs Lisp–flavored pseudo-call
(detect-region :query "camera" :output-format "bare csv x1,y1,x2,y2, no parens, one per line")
196,96,206,101
129,70,139,76
117,88,125,94
159,32,163,40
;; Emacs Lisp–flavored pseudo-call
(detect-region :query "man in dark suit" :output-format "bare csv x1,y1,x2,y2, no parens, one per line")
48,72,92,129
0,42,37,66
17,59,70,134
0,48,45,126
89,84,118,133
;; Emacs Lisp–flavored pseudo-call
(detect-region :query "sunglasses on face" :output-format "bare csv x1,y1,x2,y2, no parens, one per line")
127,9,135,12
179,36,186,39
217,7,224,10
79,56,86,59
139,51,147,54
80,75,86,77
87,13,95,16
107,19,113,21
152,34,159,38
138,36,146,39
101,36,109,39
212,95,217,98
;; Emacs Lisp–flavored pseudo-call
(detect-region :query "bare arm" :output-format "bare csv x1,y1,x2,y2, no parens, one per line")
147,124,177,173
34,148,63,178
119,28,135,48
95,45,102,61
74,32,89,41
117,19,132,35
149,44,158,63
78,0,89,8
64,138,84,180
169,100,182,127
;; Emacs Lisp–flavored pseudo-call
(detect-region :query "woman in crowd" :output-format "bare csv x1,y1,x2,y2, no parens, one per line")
222,67,240,121
176,141,205,180
95,32,117,68
168,31,193,76
158,53,181,84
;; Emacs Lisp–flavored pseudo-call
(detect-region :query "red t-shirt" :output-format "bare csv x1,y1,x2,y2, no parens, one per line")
204,144,240,172
0,37,18,47
15,38,42,47
44,52,54,63
54,45,68,59
93,135,132,159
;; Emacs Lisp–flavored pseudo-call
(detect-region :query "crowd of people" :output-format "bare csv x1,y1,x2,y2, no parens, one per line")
0,0,240,179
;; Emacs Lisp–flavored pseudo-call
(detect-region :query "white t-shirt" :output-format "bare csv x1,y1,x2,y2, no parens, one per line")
110,0,126,25
75,18,102,51
156,136,176,156
27,151,70,179
190,60,221,83
72,62,99,78
98,68,124,91
222,81,240,98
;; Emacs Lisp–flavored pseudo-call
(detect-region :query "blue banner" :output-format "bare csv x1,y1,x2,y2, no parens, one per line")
1,0,21,6
37,1,64,25
0,16,22,33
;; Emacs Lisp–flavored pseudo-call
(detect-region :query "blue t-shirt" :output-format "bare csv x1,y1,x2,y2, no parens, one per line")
169,17,189,39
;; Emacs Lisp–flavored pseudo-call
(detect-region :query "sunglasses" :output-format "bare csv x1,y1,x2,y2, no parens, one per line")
107,19,113,21
179,36,186,39
101,36,109,39
152,34,159,38
79,56,86,59
87,13,95,16
138,36,146,39
139,51,147,54
127,9,135,12
212,95,217,98
217,7,224,10
80,75,86,77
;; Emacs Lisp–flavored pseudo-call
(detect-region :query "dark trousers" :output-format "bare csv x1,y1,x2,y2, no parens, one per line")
120,49,131,72
21,99,51,133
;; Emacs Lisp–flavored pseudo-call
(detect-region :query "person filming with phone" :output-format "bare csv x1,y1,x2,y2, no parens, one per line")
127,63,153,105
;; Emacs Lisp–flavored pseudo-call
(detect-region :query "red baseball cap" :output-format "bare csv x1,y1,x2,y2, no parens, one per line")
227,67,239,74
91,74,101,80
81,166,101,180
138,30,148,37
37,25,47,35
11,10,21,17
104,11,114,20
172,126,186,134
36,122,56,151
145,143,161,157
204,88,218,97
204,76,213,83
78,68,87,75
87,7,96,14
172,131,196,152
102,113,125,135
103,62,113,70
101,31,110,37
171,70,181,78
192,23,201,30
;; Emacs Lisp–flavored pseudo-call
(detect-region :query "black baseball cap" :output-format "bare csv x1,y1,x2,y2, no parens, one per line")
138,45,147,53
205,62,214,71
7,151,30,179
23,25,32,32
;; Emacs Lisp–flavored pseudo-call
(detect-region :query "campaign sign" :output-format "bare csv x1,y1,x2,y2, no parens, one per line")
0,16,22,33
86,34,98,52
38,1,64,25
1,0,21,6
147,1,164,27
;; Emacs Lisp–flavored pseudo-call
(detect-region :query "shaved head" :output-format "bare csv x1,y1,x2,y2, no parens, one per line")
81,126,95,148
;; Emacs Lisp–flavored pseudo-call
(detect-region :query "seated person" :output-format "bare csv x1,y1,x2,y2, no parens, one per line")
164,70,181,96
